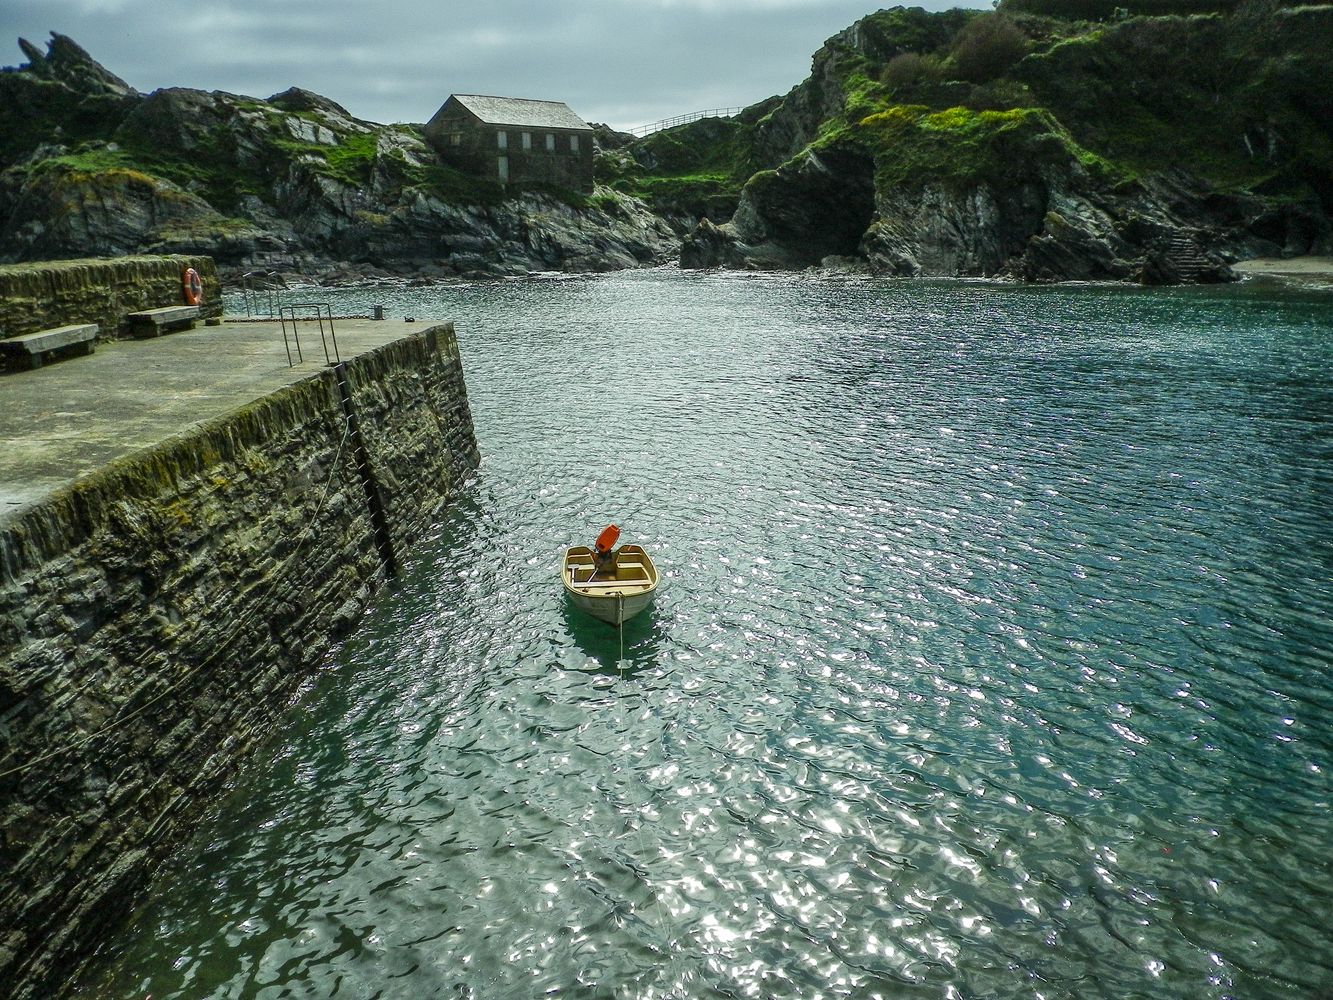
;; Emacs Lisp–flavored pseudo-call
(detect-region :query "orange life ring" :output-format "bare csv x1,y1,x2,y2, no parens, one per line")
594,524,620,554
182,267,202,305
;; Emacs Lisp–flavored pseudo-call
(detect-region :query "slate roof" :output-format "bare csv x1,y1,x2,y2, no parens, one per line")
450,95,591,131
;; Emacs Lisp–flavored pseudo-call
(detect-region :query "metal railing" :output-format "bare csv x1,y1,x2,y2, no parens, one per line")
278,303,340,367
239,269,287,319
628,107,745,137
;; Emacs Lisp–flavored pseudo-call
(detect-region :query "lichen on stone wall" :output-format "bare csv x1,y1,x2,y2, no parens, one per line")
0,255,221,343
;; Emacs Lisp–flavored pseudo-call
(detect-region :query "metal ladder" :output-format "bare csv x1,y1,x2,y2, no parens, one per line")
278,303,341,367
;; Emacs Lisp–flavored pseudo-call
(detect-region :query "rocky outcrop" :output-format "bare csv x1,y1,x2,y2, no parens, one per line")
679,4,1332,283
682,145,876,268
0,35,678,277
863,178,1058,277
691,141,1256,283
15,33,136,97
0,156,267,262
7,7,1332,286
749,7,975,170
857,144,1148,282
316,187,675,279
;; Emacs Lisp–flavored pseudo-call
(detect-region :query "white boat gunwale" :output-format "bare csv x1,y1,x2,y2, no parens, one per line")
562,544,659,625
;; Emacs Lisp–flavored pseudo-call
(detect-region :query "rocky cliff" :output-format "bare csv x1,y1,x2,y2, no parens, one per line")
6,10,1331,286
0,35,678,280
670,2,1333,282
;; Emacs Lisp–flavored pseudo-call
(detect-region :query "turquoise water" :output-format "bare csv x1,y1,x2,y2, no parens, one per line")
87,273,1331,998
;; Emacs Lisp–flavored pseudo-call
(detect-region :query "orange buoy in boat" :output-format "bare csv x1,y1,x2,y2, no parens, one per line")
594,524,620,555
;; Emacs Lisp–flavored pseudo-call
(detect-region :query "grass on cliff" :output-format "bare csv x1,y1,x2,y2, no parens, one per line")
605,115,762,217
78,119,512,213
710,0,1332,207
110,131,267,211
317,131,379,187
0,74,131,171
848,104,1124,192
1014,8,1333,193
26,146,155,185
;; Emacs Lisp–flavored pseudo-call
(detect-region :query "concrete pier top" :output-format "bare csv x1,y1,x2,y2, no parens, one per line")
0,317,449,522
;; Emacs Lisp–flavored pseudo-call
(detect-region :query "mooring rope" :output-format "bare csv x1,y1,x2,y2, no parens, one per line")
0,417,356,783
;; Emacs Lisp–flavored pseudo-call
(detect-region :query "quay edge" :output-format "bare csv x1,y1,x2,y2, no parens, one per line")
0,322,479,997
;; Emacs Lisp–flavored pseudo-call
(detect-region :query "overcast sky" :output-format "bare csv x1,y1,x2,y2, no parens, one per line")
3,0,984,130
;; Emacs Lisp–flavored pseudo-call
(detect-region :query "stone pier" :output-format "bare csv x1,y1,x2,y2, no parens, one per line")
0,315,480,997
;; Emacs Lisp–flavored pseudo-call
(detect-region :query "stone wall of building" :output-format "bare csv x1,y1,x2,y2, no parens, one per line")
0,323,479,998
0,255,222,342
424,110,595,193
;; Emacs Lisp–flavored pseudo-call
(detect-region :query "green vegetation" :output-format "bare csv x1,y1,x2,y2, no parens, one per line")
0,78,552,233
1000,0,1257,20
950,14,1032,82
396,159,504,205
0,75,131,170
1015,6,1333,190
28,146,151,184
318,131,378,187
620,0,1330,214
601,116,761,218
856,104,1123,191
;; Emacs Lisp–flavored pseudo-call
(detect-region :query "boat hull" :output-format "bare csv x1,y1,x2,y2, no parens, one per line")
566,587,656,625
562,544,658,626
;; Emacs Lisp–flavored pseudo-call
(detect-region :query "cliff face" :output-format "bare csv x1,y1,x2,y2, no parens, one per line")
674,3,1333,282
0,35,678,277
6,10,1331,286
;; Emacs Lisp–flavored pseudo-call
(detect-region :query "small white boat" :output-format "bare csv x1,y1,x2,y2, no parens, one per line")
563,526,659,626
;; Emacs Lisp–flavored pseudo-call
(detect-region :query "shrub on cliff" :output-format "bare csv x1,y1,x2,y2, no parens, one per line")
998,0,1311,19
1014,3,1333,194
851,5,979,62
882,52,947,90
950,15,1033,83
1000,0,1235,18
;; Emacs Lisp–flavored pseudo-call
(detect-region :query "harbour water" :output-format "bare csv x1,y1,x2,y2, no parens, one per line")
83,271,1331,998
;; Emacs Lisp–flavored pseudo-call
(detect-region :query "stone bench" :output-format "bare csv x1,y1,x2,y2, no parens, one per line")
126,305,200,338
0,323,98,370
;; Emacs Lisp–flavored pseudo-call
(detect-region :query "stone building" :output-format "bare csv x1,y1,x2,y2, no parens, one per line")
423,94,595,193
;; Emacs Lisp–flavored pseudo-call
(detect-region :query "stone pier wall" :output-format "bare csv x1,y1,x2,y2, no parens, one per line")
0,255,222,341
0,324,479,998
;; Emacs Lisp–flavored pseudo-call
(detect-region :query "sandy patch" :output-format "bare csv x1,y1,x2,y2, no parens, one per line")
1232,256,1333,285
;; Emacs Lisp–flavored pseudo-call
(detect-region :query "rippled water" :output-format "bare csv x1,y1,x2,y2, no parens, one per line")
84,272,1331,998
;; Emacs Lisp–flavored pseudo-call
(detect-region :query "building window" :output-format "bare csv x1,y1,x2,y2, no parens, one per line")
521,132,532,150
449,133,461,146
497,130,508,150
546,133,555,152
498,156,509,182
570,135,580,153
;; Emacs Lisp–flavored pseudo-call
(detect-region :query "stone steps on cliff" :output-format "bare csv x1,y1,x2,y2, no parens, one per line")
1165,235,1210,280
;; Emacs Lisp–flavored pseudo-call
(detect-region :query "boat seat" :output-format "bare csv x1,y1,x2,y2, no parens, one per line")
595,572,650,584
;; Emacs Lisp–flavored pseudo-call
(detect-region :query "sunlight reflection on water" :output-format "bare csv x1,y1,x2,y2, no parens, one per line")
85,271,1333,999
